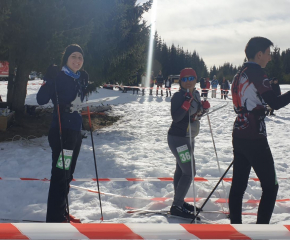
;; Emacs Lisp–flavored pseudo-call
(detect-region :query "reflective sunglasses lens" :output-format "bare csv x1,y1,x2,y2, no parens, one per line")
181,76,195,82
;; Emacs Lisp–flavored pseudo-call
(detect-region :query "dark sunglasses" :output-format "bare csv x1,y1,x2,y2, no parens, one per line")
181,76,195,82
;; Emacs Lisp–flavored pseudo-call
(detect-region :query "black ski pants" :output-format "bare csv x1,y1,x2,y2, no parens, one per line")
229,137,278,224
46,127,82,222
221,90,228,99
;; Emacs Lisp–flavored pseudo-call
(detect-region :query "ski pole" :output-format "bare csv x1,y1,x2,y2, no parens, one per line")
207,113,228,211
203,102,228,116
188,89,197,223
54,79,70,223
87,106,104,221
190,160,234,223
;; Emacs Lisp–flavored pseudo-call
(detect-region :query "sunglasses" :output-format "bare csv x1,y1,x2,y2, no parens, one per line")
181,76,195,82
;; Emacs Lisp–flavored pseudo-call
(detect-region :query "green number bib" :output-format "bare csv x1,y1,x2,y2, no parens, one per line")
176,145,191,163
56,149,73,170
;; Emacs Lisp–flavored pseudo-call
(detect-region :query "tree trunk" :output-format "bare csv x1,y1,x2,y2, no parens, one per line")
7,49,16,107
11,61,30,121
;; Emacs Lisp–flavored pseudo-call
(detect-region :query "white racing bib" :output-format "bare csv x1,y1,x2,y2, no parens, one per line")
56,149,73,170
176,145,191,163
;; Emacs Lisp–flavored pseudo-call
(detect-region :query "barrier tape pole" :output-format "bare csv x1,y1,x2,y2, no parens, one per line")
1,223,290,239
87,106,104,221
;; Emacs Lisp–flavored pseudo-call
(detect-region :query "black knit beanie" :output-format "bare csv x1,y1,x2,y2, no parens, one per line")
61,44,84,67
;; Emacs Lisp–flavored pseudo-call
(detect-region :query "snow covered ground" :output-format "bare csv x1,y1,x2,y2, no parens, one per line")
0,80,290,224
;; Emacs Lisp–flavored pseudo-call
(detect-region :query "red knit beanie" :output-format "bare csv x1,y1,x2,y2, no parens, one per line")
179,68,197,79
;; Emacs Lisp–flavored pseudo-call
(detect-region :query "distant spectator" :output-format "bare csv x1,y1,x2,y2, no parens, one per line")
165,76,172,97
141,72,146,96
123,81,133,93
0,95,2,102
149,71,154,95
132,79,140,95
203,78,210,98
268,77,281,115
211,75,219,98
200,77,206,97
156,70,164,96
220,77,230,99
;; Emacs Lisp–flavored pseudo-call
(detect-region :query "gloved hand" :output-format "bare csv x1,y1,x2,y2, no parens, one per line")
43,64,59,86
79,70,89,87
181,92,194,111
201,100,210,109
201,100,210,114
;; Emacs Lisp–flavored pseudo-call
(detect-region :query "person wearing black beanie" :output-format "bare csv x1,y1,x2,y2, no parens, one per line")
61,44,84,68
36,44,88,223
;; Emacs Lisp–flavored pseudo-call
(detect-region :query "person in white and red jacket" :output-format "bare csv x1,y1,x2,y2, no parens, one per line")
167,68,210,219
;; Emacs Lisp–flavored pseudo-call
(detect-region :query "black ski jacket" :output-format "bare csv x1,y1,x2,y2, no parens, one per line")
156,74,164,84
36,71,87,131
271,83,281,96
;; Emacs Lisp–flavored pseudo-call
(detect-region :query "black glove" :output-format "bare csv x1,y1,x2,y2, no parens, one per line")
184,92,193,102
79,70,89,87
43,64,59,86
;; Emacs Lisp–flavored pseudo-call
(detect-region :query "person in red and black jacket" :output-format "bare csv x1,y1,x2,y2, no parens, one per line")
220,77,230,99
203,78,210,98
167,68,210,219
229,37,290,224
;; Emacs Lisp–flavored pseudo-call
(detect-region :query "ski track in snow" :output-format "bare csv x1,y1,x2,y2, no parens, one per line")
0,80,290,224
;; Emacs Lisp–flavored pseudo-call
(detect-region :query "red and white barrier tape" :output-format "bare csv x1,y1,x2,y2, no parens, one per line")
0,81,229,90
1,176,289,182
70,184,290,204
103,83,230,91
1,223,290,239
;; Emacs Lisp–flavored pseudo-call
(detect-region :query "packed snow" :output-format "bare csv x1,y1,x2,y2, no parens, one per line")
0,80,290,224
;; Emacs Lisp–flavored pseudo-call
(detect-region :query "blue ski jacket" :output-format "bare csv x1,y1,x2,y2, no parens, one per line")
211,79,219,89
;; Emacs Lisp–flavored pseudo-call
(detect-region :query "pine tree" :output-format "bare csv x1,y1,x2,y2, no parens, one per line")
266,47,283,82
0,0,93,117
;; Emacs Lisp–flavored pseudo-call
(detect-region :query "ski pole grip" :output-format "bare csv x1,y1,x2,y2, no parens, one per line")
87,106,92,128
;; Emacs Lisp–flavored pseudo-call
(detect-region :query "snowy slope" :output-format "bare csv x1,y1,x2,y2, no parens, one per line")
0,80,290,224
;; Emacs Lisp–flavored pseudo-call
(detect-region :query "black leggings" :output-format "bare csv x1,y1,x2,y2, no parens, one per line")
46,127,82,222
229,137,278,224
